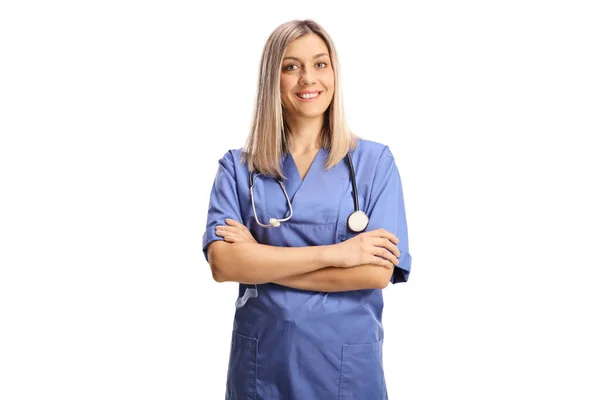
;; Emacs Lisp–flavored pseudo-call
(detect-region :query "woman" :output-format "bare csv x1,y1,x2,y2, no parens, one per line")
202,19,412,400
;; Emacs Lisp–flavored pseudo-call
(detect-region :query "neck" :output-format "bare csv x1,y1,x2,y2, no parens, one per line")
286,114,324,154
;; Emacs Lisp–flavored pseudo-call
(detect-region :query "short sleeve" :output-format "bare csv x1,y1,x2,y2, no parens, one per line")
202,151,243,262
365,148,412,283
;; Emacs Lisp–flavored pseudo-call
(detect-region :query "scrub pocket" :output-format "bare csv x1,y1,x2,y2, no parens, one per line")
225,331,258,400
338,339,387,400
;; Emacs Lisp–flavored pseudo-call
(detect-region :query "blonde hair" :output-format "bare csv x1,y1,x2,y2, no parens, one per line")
241,19,358,179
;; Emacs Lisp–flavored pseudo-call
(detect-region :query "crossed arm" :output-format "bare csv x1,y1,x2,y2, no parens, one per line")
273,265,392,292
207,219,400,292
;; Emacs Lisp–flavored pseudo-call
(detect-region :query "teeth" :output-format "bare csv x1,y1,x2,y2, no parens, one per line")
298,92,320,99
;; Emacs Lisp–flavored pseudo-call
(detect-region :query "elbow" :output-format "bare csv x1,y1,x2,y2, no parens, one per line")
207,242,229,282
375,267,394,289
209,260,227,283
375,277,389,289
211,265,227,282
206,241,262,284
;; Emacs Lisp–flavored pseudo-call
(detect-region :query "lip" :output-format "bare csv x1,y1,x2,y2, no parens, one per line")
295,91,322,102
296,90,321,94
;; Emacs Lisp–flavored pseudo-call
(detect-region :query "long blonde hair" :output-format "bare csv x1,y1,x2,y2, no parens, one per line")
241,19,358,179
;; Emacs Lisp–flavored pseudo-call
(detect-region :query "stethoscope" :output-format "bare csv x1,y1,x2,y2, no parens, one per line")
249,153,369,233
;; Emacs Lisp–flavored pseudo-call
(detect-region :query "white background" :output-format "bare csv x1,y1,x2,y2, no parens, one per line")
1,1,599,399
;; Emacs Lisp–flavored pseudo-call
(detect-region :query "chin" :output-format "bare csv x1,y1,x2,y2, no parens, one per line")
300,109,328,118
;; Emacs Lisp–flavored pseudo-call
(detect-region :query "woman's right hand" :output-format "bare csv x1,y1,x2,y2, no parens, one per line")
332,229,400,268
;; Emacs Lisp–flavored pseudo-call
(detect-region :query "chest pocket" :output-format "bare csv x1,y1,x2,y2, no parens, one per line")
241,175,344,247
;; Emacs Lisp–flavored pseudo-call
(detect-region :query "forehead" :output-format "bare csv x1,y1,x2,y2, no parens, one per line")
283,33,329,58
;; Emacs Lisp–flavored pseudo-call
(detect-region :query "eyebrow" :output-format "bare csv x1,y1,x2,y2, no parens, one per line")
283,53,330,61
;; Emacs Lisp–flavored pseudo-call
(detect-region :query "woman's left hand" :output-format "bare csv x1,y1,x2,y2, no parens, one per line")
215,219,257,244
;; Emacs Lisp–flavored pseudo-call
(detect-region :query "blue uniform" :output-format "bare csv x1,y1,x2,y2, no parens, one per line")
203,138,412,399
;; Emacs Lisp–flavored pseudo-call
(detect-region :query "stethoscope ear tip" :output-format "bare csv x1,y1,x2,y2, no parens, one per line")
269,218,281,227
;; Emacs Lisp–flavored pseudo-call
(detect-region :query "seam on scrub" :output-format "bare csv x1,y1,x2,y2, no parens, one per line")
261,220,338,227
367,155,395,210
219,150,244,223
254,338,258,400
240,214,339,226
231,151,246,222
338,345,345,400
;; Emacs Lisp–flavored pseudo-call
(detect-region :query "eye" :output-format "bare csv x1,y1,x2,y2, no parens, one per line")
284,62,328,71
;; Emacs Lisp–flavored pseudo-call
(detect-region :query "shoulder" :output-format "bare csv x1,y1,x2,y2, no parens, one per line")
213,147,247,176
353,138,395,162
218,147,245,165
212,147,249,185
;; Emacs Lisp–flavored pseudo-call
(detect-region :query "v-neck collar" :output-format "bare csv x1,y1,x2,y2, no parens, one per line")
282,147,326,203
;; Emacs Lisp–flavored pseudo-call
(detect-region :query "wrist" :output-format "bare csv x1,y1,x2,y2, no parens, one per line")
320,244,342,268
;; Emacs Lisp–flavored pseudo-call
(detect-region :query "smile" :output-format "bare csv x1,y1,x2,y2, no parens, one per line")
296,91,322,102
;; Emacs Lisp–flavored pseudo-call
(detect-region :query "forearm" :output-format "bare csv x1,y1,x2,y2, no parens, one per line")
272,264,391,292
208,241,338,284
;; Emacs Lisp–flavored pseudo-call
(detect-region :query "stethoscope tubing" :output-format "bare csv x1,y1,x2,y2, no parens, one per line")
249,152,364,230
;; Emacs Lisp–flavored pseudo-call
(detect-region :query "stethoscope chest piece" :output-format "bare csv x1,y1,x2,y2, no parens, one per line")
347,210,369,233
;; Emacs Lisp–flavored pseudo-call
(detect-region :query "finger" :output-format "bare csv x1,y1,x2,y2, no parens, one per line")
365,236,398,257
370,255,394,269
371,237,400,258
230,227,253,242
217,225,238,232
229,223,255,241
374,246,399,265
220,222,256,243
215,226,233,237
371,229,399,245
381,231,400,245
224,220,252,236
225,219,244,227
365,228,387,239
217,226,244,236
374,256,394,270
223,232,243,242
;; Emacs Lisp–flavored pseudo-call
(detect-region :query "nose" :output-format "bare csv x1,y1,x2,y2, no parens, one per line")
299,68,316,85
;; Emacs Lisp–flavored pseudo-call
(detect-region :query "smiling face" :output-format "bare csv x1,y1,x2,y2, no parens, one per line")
280,33,335,121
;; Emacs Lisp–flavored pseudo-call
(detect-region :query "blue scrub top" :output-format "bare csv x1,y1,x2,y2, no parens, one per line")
203,138,412,400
